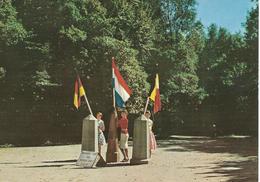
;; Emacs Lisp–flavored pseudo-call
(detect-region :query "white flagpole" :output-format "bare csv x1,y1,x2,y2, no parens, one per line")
143,97,150,115
113,88,116,108
112,57,116,108
83,94,93,116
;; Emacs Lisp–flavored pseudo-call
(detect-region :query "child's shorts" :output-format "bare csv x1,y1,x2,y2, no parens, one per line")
119,133,129,149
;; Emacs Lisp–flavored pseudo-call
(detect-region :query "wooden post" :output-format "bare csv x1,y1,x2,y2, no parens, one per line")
106,108,120,163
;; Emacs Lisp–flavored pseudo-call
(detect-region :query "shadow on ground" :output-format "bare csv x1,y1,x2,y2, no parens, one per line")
197,158,257,182
157,136,258,182
21,159,132,169
20,159,77,168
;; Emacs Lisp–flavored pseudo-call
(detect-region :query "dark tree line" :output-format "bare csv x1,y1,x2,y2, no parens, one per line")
0,0,258,146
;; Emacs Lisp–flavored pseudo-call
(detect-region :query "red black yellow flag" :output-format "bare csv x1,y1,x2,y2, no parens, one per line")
73,76,86,109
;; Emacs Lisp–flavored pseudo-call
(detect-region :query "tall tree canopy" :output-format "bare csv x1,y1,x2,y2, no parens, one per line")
0,0,257,145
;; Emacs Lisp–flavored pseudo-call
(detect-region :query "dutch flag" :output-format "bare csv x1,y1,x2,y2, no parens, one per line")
112,58,132,108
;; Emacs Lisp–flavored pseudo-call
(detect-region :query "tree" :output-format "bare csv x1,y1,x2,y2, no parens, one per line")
0,0,27,47
242,2,258,133
197,0,258,134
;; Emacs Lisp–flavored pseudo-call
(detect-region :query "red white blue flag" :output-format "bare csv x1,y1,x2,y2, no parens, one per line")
112,58,132,108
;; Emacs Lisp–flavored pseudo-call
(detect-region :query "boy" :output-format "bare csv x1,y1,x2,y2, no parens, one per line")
118,110,129,162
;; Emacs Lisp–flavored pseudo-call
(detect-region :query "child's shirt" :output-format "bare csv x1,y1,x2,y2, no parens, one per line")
118,118,128,134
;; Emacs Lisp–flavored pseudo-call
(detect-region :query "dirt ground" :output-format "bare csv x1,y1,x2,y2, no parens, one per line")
0,136,257,182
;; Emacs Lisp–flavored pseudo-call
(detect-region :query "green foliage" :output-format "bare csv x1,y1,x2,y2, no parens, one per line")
89,36,150,113
197,1,258,134
0,0,258,145
60,25,87,43
32,70,60,87
102,0,157,65
0,0,27,46
0,67,6,79
244,2,258,89
146,0,206,116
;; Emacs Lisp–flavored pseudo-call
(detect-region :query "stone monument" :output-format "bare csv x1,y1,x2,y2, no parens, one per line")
130,114,149,165
76,114,100,168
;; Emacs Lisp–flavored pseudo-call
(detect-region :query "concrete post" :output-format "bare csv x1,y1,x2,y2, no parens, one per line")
130,114,149,165
81,114,98,152
76,114,99,168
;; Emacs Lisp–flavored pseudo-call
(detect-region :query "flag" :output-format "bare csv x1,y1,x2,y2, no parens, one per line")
78,76,86,97
73,76,86,109
149,74,161,113
74,79,79,109
112,58,132,108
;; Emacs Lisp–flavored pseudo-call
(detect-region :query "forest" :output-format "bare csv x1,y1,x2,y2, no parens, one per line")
0,0,258,146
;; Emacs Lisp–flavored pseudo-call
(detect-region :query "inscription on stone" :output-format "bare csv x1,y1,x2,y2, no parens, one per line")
76,151,99,168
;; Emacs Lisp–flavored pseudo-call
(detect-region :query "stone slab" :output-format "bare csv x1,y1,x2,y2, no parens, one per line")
76,151,99,168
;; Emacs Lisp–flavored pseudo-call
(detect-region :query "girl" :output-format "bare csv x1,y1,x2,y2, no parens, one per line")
145,111,157,157
96,112,106,155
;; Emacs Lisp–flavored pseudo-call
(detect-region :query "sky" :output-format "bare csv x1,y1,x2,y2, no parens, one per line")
196,0,254,33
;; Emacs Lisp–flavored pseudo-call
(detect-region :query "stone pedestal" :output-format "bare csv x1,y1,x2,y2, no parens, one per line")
106,110,120,163
130,115,149,165
81,114,98,152
76,114,99,168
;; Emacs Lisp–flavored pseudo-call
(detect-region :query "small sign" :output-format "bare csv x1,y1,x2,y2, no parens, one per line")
76,151,99,168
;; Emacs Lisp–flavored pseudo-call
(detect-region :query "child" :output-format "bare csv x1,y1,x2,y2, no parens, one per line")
145,111,157,157
118,110,129,162
96,112,106,156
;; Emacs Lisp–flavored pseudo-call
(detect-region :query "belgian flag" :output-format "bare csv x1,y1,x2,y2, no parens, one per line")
149,74,161,113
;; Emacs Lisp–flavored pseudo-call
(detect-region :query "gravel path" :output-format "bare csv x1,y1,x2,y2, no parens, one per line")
0,136,257,182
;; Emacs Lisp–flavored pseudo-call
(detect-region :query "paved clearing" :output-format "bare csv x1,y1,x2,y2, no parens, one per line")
0,136,257,182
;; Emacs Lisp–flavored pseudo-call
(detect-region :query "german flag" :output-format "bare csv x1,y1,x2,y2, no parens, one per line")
149,74,161,113
73,76,86,109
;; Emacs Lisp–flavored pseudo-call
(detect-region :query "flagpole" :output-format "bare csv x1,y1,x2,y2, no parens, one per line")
112,57,116,108
143,97,150,115
113,88,115,108
83,94,93,116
